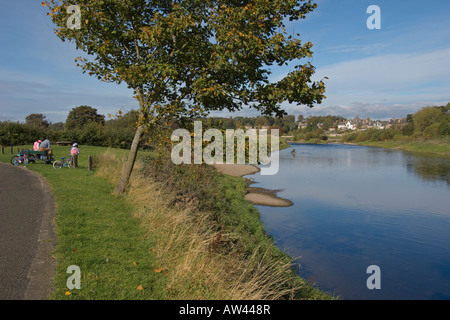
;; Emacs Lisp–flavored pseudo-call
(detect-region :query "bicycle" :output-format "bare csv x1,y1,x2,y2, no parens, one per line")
11,152,30,166
53,156,72,169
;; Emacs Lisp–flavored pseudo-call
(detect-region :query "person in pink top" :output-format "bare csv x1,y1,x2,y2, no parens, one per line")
71,143,80,167
71,143,80,156
33,140,41,151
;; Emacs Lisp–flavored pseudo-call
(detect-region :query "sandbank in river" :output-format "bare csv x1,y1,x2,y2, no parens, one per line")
212,163,293,207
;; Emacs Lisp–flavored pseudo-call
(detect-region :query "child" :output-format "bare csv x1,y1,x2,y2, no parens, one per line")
33,140,42,159
33,140,41,151
71,143,80,167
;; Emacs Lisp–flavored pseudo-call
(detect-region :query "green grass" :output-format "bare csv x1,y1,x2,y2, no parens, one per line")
354,136,450,155
1,145,169,299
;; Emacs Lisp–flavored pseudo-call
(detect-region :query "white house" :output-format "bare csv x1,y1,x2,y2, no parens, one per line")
346,121,355,130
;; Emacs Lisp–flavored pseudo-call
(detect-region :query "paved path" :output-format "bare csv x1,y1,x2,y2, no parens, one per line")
0,162,55,300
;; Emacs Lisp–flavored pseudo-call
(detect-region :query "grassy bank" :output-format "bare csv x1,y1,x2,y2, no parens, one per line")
0,145,333,299
287,135,450,156
287,138,328,144
352,136,450,155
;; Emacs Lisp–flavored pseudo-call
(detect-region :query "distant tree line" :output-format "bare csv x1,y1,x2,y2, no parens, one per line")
204,114,298,134
0,107,302,147
4,103,445,147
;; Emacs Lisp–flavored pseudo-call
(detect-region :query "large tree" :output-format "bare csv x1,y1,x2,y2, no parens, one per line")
65,105,105,129
25,113,49,128
43,0,326,194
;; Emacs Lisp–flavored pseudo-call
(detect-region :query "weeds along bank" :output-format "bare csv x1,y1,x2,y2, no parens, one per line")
96,150,332,299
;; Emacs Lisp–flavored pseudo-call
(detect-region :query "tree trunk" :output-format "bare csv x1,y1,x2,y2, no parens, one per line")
113,125,144,195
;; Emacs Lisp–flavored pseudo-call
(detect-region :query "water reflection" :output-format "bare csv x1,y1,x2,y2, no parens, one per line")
402,152,450,186
250,143,450,300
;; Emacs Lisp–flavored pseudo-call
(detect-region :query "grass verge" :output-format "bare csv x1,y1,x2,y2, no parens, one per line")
1,146,168,299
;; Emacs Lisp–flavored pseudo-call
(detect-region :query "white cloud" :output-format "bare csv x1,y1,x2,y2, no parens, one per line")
325,43,389,55
277,47,450,119
315,47,450,91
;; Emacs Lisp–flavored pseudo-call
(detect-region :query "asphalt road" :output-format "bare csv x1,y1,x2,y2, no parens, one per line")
0,162,55,300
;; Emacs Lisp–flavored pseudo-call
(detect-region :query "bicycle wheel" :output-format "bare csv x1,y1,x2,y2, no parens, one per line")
27,155,36,163
12,157,21,166
10,156,18,165
53,160,63,169
66,160,72,168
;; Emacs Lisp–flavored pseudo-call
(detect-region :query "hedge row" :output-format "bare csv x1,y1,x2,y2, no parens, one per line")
0,121,135,149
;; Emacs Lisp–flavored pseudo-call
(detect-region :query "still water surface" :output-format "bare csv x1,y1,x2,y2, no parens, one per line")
247,143,450,300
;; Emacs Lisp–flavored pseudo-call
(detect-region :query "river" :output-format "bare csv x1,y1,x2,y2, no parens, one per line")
246,143,450,300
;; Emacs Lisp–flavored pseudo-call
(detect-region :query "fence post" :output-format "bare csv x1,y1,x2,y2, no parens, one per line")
1,145,4,154
10,146,13,154
72,154,78,168
88,156,92,171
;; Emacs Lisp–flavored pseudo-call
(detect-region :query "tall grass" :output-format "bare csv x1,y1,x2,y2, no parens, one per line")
96,150,332,300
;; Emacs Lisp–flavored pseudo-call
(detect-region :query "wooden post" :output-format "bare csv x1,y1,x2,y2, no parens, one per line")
10,146,13,154
72,154,78,168
88,156,92,171
1,145,4,154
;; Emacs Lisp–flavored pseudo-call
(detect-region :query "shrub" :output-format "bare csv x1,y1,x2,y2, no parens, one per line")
402,122,415,136
341,132,358,142
355,131,369,142
439,120,450,136
140,147,224,217
413,107,443,134
423,123,441,138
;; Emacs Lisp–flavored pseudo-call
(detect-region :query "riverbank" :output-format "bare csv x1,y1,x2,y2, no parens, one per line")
212,135,294,207
288,136,450,156
213,163,294,207
352,137,450,156
100,151,333,299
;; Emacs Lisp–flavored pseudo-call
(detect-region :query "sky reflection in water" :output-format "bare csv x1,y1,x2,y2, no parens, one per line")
248,144,450,300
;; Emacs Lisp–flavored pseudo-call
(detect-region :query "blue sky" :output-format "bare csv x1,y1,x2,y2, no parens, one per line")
1,0,449,123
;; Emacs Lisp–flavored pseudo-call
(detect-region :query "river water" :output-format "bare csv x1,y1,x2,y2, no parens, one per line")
246,143,450,300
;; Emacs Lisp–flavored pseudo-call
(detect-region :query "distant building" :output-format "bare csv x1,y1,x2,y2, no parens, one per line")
337,122,347,130
346,121,355,130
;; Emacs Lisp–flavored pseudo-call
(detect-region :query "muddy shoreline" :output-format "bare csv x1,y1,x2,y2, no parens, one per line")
213,163,293,207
